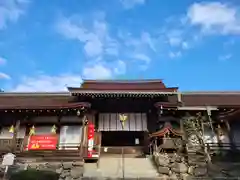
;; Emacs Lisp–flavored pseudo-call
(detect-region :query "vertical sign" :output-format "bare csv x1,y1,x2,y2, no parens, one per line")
87,123,95,158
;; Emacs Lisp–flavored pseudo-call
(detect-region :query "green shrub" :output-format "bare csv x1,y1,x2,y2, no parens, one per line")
9,169,59,180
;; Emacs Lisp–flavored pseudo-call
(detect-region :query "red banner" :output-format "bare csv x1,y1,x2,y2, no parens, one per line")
28,135,58,150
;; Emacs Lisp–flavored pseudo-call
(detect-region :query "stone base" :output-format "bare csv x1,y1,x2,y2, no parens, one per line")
0,161,84,180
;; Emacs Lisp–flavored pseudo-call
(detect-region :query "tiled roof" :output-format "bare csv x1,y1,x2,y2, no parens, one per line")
0,94,90,109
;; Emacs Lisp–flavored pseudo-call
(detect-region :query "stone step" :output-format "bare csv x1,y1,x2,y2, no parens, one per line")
82,178,163,180
100,146,143,154
16,156,82,162
83,157,159,178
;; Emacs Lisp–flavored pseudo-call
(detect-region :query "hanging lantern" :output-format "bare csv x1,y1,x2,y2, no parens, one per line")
217,124,223,136
76,110,81,116
29,125,35,136
51,125,57,134
160,105,163,115
9,125,14,133
119,114,127,129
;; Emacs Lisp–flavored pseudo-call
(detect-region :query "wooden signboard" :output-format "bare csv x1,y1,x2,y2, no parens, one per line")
28,135,58,150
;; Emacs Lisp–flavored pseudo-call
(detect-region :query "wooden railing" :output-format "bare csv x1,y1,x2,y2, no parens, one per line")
150,138,240,153
0,138,24,152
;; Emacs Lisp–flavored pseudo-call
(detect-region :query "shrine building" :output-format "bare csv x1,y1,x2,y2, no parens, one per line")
0,79,240,160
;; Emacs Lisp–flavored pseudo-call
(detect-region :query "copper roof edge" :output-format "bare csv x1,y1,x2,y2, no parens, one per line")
182,91,240,95
81,79,163,83
1,91,240,96
69,90,240,95
0,92,70,96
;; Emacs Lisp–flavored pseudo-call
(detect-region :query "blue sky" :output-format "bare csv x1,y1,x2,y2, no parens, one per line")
0,0,240,92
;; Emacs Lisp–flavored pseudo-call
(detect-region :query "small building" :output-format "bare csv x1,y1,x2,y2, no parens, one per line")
0,79,240,160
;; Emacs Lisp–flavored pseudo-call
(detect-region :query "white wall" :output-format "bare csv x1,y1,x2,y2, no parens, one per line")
98,113,147,131
0,126,26,139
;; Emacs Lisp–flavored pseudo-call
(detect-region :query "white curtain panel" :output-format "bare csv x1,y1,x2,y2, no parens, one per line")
59,126,82,150
17,126,26,138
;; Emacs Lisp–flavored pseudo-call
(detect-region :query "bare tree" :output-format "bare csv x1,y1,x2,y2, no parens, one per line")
182,112,232,178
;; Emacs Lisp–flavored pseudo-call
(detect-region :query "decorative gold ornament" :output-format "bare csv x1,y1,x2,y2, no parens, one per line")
31,143,40,149
9,125,14,133
29,125,35,136
51,125,57,134
119,114,127,128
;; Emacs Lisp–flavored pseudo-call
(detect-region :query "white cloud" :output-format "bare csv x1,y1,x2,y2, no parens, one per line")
124,32,156,52
187,2,240,34
141,32,156,52
182,41,189,49
57,12,159,76
56,12,131,79
219,54,232,61
82,64,112,79
168,37,182,47
82,60,126,79
12,74,82,92
114,60,126,75
169,51,182,58
0,57,7,65
133,53,151,63
120,0,145,9
0,0,29,29
56,13,118,58
119,31,156,66
167,30,184,47
0,57,10,80
0,72,11,80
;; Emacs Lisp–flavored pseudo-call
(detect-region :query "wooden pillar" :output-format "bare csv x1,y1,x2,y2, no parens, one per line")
180,113,188,163
215,123,223,152
206,107,220,148
225,120,236,150
56,114,61,149
180,117,186,140
79,108,87,159
11,119,20,153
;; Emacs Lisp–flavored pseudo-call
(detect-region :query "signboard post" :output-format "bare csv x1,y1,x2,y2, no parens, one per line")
2,153,15,180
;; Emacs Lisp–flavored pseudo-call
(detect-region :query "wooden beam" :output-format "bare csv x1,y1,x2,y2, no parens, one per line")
178,106,218,110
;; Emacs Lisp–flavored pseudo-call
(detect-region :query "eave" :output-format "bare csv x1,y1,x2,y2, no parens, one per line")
0,102,91,110
70,91,177,98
